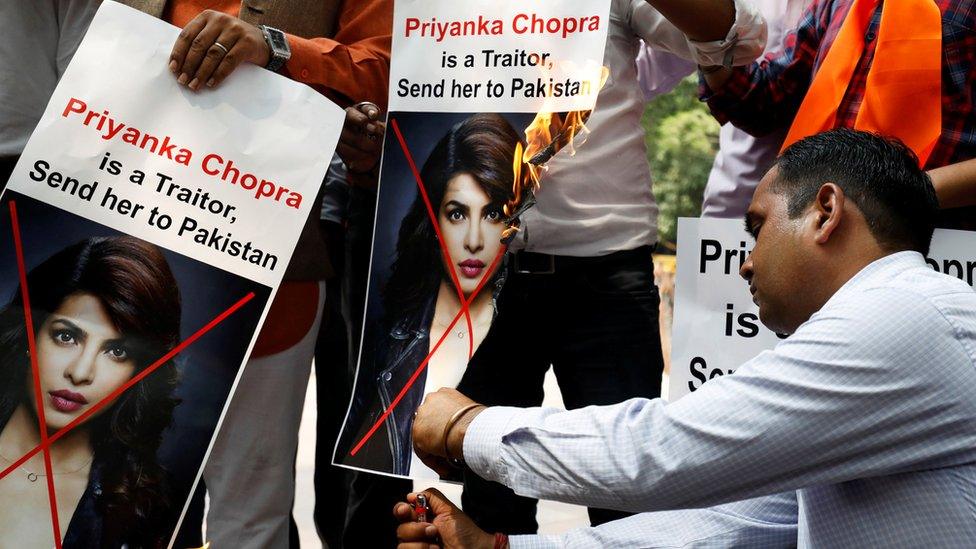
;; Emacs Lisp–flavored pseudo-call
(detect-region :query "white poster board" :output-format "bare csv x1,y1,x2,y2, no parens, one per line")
335,0,611,480
0,2,343,546
669,217,976,402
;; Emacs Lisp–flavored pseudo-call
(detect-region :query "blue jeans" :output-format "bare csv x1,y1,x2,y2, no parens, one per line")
458,245,665,533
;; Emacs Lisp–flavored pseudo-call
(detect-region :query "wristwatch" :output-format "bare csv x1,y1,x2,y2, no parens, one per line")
259,25,291,72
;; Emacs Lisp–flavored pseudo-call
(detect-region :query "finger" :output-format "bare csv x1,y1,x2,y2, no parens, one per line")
337,131,382,171
207,40,248,88
190,30,238,90
338,125,364,148
418,488,460,516
397,522,437,542
393,501,418,522
365,121,386,139
170,13,210,76
346,127,383,153
397,543,439,549
178,18,225,85
344,107,371,130
336,142,358,164
358,102,381,121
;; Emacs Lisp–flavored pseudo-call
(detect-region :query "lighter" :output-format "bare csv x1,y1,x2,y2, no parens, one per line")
414,493,433,523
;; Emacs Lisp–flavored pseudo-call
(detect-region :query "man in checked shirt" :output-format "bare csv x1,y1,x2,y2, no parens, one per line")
700,0,976,221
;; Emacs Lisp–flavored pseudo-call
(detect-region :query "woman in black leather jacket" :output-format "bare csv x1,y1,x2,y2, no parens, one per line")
337,113,521,476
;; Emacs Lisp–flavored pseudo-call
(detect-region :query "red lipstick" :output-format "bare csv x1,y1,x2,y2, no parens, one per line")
49,390,88,413
458,259,486,278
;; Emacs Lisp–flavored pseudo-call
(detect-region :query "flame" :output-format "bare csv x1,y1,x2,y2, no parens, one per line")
504,63,610,240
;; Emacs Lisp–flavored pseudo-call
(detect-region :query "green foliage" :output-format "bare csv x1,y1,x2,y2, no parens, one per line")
642,75,720,245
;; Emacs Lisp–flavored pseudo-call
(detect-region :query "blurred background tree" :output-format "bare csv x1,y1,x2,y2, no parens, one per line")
642,75,720,246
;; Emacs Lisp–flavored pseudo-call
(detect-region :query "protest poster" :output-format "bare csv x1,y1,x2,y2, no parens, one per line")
668,217,976,402
335,0,611,479
0,2,343,547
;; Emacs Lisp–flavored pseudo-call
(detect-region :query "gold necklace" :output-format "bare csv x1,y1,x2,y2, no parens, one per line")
0,450,93,482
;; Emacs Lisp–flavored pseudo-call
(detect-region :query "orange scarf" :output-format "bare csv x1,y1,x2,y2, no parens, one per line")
782,0,942,166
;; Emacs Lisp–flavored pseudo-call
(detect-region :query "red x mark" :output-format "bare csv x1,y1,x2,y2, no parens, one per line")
2,199,255,547
349,117,509,457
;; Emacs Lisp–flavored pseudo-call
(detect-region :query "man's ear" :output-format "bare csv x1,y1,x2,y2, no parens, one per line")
812,183,845,245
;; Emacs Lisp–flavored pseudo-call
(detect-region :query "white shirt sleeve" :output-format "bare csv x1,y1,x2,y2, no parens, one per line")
635,44,697,100
509,492,798,549
627,0,768,66
463,286,976,513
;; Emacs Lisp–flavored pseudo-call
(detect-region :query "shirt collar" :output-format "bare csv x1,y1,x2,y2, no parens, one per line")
822,250,926,309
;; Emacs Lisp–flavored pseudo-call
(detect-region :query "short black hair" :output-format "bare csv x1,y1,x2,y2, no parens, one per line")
772,128,938,255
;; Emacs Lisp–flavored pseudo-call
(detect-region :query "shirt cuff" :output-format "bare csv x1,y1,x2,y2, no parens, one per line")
509,534,562,549
463,406,523,483
281,33,340,84
688,0,767,67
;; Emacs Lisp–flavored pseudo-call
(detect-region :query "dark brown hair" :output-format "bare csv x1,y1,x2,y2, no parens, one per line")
382,113,521,321
0,236,181,547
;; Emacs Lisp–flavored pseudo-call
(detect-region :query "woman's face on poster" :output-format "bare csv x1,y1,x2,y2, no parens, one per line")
437,173,506,296
27,292,137,431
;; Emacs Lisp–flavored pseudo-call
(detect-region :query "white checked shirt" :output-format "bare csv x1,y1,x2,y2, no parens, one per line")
464,252,976,547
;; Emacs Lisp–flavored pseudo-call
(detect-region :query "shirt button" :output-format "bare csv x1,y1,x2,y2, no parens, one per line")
300,68,310,79
865,32,876,41
383,372,392,381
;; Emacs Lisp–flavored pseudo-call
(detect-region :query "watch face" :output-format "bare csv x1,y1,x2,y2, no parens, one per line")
269,29,288,51
261,25,290,71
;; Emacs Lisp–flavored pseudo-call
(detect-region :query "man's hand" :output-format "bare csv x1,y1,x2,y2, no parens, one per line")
169,10,271,91
412,389,485,476
394,489,499,549
338,103,385,177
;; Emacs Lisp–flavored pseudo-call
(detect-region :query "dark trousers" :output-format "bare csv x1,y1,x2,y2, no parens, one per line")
314,187,411,548
457,245,665,533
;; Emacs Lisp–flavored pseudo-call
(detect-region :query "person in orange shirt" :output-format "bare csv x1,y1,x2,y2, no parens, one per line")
116,1,392,546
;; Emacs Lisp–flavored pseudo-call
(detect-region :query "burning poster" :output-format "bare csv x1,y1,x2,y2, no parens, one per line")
668,217,976,402
335,0,610,479
0,3,342,547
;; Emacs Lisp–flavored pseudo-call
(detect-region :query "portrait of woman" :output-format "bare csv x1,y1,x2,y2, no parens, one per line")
0,236,181,548
338,113,522,476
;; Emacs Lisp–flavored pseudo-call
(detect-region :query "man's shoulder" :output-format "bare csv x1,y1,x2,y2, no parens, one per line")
839,260,976,351
805,254,976,343
870,260,976,315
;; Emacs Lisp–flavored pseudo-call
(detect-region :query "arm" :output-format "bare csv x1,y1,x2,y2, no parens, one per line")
280,0,392,110
452,288,976,512
701,0,828,136
167,0,391,109
643,0,735,41
928,159,976,208
632,0,767,68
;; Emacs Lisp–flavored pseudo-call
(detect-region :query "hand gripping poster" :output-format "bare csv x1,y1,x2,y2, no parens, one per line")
0,2,342,547
668,218,976,402
335,0,611,479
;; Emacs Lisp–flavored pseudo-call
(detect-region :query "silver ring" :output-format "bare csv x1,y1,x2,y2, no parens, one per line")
213,41,230,55
354,101,381,115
